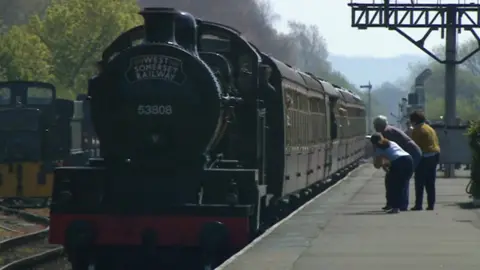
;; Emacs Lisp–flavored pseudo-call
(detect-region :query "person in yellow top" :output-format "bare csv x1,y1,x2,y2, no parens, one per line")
409,110,441,211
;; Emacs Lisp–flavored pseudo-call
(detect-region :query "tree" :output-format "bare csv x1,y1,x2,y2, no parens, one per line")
0,0,50,29
0,25,52,81
400,41,480,120
286,21,331,75
3,0,364,104
460,39,480,76
27,0,142,97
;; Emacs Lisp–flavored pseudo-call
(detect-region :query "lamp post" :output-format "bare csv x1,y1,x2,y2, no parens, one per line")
360,81,373,133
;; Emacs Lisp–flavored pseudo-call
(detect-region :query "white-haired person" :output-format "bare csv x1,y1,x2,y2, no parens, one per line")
373,115,422,211
370,133,414,214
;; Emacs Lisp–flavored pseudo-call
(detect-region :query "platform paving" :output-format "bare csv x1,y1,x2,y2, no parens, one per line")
217,165,480,270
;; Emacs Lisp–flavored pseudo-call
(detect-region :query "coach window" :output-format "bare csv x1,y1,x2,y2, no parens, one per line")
341,106,347,139
304,96,314,145
348,107,357,136
309,99,316,144
289,89,297,146
0,88,10,105
301,94,307,146
298,94,304,146
354,108,358,135
316,99,321,142
329,98,338,140
303,95,310,145
27,87,53,105
317,99,322,143
292,92,299,146
297,92,302,146
284,88,293,147
315,99,321,143
314,99,322,143
314,98,321,143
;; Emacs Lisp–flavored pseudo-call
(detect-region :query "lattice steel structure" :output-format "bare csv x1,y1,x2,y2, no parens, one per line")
349,0,480,177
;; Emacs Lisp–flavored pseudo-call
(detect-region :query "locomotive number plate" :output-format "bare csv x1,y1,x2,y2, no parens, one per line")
137,105,173,115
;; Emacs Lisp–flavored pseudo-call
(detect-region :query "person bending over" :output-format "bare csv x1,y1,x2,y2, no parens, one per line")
373,115,422,211
370,133,414,214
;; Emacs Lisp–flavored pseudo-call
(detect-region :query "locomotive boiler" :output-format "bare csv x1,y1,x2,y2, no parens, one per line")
48,7,366,270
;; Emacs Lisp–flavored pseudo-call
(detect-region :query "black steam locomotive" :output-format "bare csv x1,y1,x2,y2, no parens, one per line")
48,7,366,269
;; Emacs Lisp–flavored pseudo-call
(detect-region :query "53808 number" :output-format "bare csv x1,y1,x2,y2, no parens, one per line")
137,105,173,115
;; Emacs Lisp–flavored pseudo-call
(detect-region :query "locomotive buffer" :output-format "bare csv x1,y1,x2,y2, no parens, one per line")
349,0,480,177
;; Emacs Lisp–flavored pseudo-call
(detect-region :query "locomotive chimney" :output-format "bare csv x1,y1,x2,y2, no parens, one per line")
140,8,198,55
140,7,178,44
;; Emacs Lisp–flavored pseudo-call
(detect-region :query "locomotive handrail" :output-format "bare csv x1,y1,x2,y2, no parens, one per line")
196,20,241,35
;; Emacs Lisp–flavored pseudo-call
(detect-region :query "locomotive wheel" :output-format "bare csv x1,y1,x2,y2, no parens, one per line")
276,199,290,219
200,222,229,269
300,189,311,201
288,194,301,208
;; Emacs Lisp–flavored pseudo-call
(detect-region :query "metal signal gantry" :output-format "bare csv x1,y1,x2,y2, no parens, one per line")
349,0,480,177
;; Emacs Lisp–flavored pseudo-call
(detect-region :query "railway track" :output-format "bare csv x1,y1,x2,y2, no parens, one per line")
0,206,66,270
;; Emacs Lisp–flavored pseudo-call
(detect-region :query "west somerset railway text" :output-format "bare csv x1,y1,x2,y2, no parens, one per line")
1,6,369,270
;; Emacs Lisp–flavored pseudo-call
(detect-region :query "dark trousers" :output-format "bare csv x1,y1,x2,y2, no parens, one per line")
386,156,414,209
385,172,411,209
414,154,439,208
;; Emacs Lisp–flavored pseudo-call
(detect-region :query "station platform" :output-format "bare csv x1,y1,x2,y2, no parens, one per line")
217,164,480,270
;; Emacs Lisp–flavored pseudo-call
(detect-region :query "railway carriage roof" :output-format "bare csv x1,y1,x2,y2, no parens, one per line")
314,78,340,98
336,87,356,105
297,71,324,94
267,56,305,86
351,93,365,106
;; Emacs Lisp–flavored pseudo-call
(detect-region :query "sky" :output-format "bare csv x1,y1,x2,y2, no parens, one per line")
271,0,478,57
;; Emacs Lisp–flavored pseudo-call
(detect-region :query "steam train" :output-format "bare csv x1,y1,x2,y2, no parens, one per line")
0,81,93,208
48,7,367,269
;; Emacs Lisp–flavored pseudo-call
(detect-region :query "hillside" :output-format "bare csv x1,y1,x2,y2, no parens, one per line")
329,54,427,88
328,54,429,124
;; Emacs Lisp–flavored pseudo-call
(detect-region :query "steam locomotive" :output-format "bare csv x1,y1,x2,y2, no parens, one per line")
48,7,367,269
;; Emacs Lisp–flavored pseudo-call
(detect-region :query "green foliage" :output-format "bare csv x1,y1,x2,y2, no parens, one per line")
0,0,142,99
2,0,362,104
0,0,50,28
403,41,480,121
0,25,53,81
467,121,480,198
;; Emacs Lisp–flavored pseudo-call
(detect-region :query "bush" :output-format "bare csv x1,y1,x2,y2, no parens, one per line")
467,121,480,198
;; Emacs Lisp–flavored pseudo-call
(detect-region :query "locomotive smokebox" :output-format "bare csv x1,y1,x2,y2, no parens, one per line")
140,8,198,54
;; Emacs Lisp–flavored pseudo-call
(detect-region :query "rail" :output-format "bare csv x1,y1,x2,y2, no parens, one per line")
0,206,65,270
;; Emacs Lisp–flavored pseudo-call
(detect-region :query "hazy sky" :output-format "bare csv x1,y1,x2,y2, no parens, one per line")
272,0,476,57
